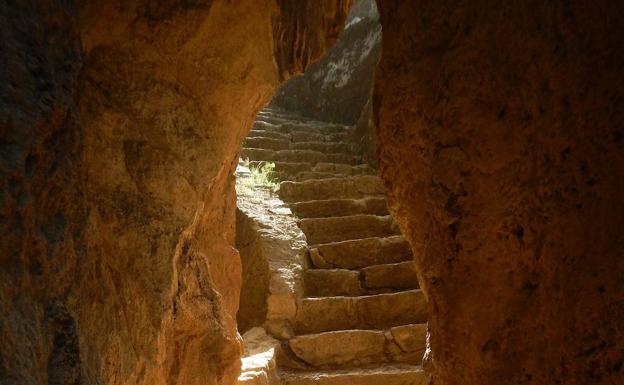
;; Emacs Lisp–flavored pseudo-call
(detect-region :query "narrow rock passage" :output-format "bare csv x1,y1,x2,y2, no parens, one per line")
240,107,429,385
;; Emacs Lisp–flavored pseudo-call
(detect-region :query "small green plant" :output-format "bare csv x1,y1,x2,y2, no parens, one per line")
237,158,279,195
249,161,279,189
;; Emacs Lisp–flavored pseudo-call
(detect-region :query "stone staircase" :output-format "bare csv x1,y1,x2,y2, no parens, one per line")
240,107,429,385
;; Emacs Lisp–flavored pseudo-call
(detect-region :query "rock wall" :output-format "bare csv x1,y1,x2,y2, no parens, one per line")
272,0,355,80
0,1,350,384
271,0,381,125
374,1,624,385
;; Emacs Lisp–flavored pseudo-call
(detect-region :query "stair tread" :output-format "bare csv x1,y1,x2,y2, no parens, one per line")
280,175,383,202
295,290,427,333
311,235,413,269
286,325,427,368
279,364,428,385
299,214,400,244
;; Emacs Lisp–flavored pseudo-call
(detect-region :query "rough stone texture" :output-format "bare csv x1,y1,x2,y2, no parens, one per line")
374,1,624,384
272,0,355,80
279,365,429,385
235,162,307,339
271,0,381,124
289,330,386,367
236,209,271,333
237,327,281,385
0,1,351,384
390,324,427,353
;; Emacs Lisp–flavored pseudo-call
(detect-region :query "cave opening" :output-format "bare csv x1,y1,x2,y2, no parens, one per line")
234,1,430,383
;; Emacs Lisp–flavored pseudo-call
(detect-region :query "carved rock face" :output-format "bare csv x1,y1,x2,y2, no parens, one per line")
0,1,351,384
271,0,381,125
374,1,624,384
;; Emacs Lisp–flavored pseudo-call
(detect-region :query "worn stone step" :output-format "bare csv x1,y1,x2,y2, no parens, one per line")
304,269,363,297
291,131,349,143
289,330,386,367
244,137,290,150
242,148,358,165
361,261,419,290
313,162,373,174
297,163,374,181
389,324,428,354
299,214,400,244
279,175,383,202
256,110,297,119
310,236,413,269
255,115,303,126
290,197,388,219
246,161,372,183
279,365,428,385
290,141,354,153
246,129,290,140
287,326,426,368
294,290,427,334
249,161,311,175
253,120,350,136
297,171,346,181
284,122,351,135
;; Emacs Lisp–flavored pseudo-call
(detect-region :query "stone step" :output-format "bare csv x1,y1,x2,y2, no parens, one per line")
304,269,363,297
287,326,426,368
256,110,297,119
246,129,290,140
312,162,373,174
304,261,418,296
279,175,384,202
291,131,349,143
297,163,374,181
279,365,429,385
310,236,413,270
242,148,359,166
284,121,351,134
249,161,311,176
297,172,347,181
289,330,386,367
290,141,354,153
294,290,427,334
244,137,291,150
244,138,355,154
255,115,303,126
290,197,388,218
246,161,371,183
253,120,350,135
299,214,400,244
361,261,420,290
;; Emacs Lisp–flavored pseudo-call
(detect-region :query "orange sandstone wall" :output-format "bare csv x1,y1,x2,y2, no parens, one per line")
0,1,350,384
374,1,624,384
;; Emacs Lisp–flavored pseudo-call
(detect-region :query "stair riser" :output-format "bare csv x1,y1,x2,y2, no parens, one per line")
304,263,419,297
291,198,387,219
279,368,429,385
285,330,424,369
312,236,413,270
242,148,358,166
253,121,351,136
294,290,427,334
279,176,383,202
299,215,400,245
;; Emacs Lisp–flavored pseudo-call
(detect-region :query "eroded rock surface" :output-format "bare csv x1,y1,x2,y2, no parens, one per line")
0,1,351,384
374,1,624,384
271,0,381,125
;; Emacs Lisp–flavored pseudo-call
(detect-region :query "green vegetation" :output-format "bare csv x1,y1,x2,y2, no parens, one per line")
237,158,279,196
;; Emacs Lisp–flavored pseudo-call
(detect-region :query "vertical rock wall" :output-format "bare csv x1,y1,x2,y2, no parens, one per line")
271,0,381,125
0,1,350,384
374,1,624,384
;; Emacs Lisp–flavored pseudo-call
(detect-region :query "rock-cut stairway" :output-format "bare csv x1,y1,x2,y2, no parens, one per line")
241,107,429,385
